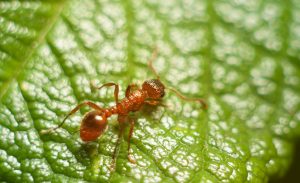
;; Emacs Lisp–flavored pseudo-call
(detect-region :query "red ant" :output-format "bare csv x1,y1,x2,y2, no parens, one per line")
41,48,207,170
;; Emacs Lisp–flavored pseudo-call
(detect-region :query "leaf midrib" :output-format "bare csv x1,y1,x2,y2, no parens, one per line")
0,2,67,101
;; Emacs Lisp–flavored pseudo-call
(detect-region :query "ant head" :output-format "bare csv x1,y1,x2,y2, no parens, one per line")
80,111,107,141
142,79,165,99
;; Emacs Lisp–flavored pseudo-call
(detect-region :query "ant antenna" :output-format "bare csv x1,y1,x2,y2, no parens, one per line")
148,46,160,79
147,46,208,109
166,87,208,109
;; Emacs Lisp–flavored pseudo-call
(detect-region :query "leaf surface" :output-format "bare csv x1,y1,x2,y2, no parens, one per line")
0,0,300,182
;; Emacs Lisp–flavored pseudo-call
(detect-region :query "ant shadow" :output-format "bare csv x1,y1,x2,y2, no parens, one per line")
72,139,99,167
140,102,168,124
140,104,159,116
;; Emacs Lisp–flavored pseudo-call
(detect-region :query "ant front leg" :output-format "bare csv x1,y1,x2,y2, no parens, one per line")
91,82,120,105
145,100,160,106
125,84,138,97
41,101,103,134
145,100,168,108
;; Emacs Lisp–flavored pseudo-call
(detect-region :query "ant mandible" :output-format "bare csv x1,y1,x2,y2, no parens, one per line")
41,47,207,170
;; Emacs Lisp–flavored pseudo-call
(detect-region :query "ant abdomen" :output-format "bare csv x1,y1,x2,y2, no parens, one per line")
80,111,108,141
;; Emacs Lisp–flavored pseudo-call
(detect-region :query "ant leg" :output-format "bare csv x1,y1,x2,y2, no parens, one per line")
145,100,169,108
125,84,138,98
91,82,119,105
40,101,103,134
147,46,160,79
167,87,208,109
110,115,127,171
127,117,136,163
145,100,160,106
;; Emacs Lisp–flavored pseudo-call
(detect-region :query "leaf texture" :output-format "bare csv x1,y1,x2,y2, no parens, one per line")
0,0,300,182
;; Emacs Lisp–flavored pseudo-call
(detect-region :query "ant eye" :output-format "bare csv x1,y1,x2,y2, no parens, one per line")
161,91,165,97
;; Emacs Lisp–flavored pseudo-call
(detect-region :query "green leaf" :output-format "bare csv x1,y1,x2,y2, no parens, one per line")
0,0,299,182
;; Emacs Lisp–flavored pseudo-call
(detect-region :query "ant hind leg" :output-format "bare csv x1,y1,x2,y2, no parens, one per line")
40,101,103,134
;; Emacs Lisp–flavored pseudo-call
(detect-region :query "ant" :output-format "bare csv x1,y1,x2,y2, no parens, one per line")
41,47,207,170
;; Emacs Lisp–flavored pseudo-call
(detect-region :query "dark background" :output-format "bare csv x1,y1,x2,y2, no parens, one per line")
271,140,300,183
